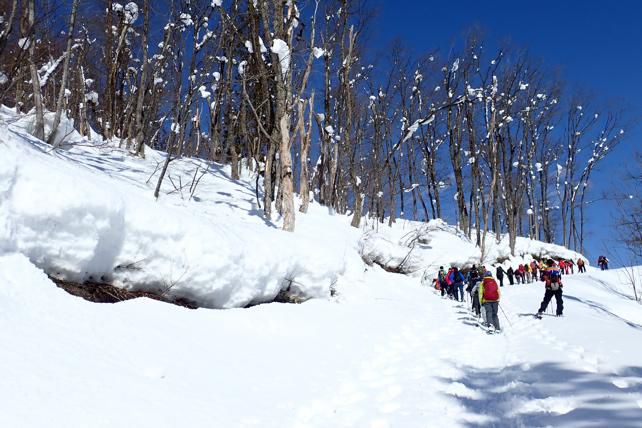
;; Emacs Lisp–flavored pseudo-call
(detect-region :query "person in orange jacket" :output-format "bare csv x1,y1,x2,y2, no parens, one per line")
537,259,564,317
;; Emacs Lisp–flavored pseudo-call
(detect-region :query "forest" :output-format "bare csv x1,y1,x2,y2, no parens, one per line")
0,0,630,256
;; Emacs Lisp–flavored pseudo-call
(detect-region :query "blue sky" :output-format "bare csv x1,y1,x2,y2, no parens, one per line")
372,0,642,264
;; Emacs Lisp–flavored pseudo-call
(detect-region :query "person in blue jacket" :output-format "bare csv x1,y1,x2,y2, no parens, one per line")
448,267,466,302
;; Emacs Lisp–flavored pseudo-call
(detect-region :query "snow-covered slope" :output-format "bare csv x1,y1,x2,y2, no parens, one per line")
0,109,584,308
2,254,641,427
0,111,363,308
2,109,641,427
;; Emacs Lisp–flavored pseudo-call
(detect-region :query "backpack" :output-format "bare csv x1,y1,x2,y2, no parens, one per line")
482,278,499,301
445,270,453,285
546,268,561,289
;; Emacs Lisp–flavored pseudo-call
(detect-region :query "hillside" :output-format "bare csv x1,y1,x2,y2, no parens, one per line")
1,112,642,427
1,108,585,309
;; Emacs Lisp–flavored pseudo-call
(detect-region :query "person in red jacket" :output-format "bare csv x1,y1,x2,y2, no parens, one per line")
517,264,525,284
479,271,501,331
558,259,566,276
577,258,586,273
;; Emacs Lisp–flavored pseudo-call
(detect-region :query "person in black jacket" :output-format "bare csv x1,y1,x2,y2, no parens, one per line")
506,266,515,285
496,266,506,287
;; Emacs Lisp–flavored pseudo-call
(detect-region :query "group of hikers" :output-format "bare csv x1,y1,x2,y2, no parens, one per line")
494,258,587,287
433,257,584,332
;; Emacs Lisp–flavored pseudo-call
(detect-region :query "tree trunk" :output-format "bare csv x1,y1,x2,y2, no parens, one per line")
49,0,79,146
27,0,44,140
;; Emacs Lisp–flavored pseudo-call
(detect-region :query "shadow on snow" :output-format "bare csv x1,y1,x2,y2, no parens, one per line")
440,362,642,427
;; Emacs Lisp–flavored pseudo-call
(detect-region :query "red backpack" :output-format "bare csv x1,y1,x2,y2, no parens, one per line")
482,277,499,301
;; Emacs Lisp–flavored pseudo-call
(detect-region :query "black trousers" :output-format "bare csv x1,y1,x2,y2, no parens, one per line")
539,288,563,315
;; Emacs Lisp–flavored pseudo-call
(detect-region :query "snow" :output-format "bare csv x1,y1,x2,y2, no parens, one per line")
18,37,30,50
271,38,290,78
124,2,139,24
238,60,247,76
0,108,351,309
38,55,65,88
179,13,193,27
2,251,641,427
1,106,642,427
0,71,7,85
313,47,325,59
198,85,211,98
451,58,460,73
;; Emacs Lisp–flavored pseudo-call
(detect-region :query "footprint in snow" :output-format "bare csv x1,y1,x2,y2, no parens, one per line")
443,382,481,399
611,378,630,389
513,396,576,416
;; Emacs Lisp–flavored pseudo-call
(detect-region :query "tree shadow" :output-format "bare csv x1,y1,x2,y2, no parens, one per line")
439,362,642,427
564,294,642,330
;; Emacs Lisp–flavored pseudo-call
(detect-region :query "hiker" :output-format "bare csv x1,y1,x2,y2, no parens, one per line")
449,267,466,302
567,259,574,274
479,271,501,331
530,261,538,282
506,266,515,285
524,263,531,284
538,259,564,317
471,280,482,318
558,259,566,276
517,264,525,284
438,266,448,297
577,258,586,273
598,255,609,271
444,267,454,298
466,266,481,314
496,265,505,287
466,266,480,292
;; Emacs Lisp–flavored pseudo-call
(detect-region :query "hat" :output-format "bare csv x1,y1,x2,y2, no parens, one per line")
484,271,493,277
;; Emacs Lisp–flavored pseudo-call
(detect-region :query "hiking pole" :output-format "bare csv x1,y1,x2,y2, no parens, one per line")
499,304,513,327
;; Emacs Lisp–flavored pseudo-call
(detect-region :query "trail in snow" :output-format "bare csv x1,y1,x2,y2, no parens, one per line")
2,256,642,427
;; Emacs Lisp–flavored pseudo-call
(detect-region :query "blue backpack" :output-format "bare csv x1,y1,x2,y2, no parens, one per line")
547,268,561,289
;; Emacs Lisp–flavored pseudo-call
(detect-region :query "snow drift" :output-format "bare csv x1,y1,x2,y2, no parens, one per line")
0,110,353,308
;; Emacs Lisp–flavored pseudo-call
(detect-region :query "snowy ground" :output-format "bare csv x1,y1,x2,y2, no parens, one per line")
2,109,642,427
2,255,641,427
